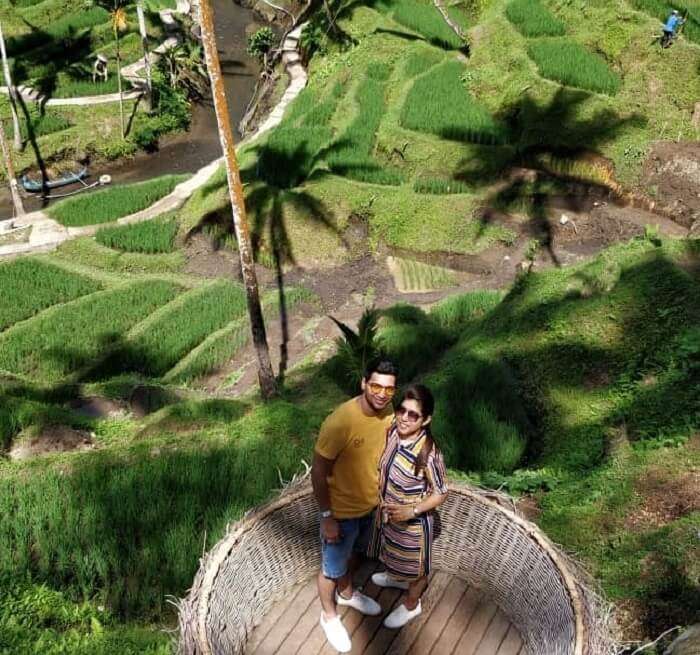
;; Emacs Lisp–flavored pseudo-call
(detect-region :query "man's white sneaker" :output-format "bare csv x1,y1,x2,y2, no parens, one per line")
320,613,351,653
335,589,382,616
383,601,422,629
371,571,409,590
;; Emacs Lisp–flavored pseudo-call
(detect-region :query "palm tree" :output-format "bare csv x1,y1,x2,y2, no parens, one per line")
136,1,153,111
0,117,25,217
0,20,23,152
110,3,129,137
197,0,277,399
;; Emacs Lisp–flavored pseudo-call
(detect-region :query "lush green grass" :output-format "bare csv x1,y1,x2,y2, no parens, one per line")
377,0,464,49
163,287,316,383
413,177,471,194
49,176,188,227
2,108,73,140
430,289,503,332
0,577,171,655
96,219,179,254
505,0,566,36
402,48,445,77
401,60,508,144
326,65,404,186
0,259,101,332
0,280,181,382
527,39,622,95
629,0,700,45
98,280,247,378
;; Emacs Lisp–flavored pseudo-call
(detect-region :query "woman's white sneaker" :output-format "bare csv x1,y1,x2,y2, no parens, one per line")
383,601,422,629
335,589,382,616
371,571,409,590
320,613,351,653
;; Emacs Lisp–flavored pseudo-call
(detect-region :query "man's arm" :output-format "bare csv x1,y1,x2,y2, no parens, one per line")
312,451,341,543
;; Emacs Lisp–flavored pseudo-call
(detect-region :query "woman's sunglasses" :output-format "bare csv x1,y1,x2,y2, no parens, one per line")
396,405,422,422
367,382,396,398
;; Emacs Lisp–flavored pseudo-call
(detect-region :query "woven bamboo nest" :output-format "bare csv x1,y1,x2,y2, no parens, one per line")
178,478,617,655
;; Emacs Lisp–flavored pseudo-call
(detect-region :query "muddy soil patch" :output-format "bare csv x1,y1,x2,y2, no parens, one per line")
68,396,129,419
625,466,700,531
183,233,242,279
9,425,95,460
643,141,700,229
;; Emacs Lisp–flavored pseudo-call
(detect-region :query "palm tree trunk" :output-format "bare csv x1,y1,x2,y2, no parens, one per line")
136,2,153,111
115,30,125,137
0,20,23,152
198,0,277,399
0,117,25,217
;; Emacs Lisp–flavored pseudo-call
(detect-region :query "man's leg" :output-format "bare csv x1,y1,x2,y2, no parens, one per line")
318,519,358,619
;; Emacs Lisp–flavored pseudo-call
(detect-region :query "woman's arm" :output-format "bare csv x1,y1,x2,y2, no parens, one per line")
385,489,447,523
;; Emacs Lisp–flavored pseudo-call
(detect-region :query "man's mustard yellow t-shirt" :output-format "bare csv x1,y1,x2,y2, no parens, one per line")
315,397,393,519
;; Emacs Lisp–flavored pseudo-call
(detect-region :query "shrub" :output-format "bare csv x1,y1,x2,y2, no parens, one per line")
0,259,101,331
0,280,181,381
48,175,188,227
247,27,276,63
401,60,508,144
96,219,178,254
505,0,566,37
527,39,621,95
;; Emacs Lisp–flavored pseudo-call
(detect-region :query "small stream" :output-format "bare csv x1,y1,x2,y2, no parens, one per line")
0,0,263,218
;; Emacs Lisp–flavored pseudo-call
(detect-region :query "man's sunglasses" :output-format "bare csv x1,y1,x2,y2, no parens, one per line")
396,405,422,422
367,382,396,398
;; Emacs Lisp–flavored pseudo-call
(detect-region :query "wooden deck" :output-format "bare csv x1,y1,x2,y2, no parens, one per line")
245,563,523,655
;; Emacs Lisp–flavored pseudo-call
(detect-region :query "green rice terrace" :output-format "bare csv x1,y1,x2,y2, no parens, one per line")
0,0,699,653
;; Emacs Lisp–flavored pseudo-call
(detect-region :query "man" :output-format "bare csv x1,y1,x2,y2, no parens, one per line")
312,359,398,653
662,9,685,46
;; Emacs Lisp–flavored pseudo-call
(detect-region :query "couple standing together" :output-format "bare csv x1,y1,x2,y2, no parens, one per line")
311,359,449,653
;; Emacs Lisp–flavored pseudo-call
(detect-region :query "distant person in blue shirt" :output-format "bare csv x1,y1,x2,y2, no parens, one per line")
662,10,685,45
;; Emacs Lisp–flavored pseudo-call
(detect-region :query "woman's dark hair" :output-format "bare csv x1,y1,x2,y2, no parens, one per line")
397,384,437,476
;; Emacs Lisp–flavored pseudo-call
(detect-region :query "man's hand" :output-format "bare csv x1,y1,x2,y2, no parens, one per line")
384,503,416,523
321,516,341,543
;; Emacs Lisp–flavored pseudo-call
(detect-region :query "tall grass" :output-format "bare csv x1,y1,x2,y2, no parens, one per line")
430,289,502,332
99,280,247,378
401,60,508,144
629,0,700,45
5,7,110,56
96,219,179,254
0,280,181,382
326,67,404,186
387,256,457,293
403,49,444,77
49,175,188,227
505,0,566,36
527,39,621,95
0,259,101,332
413,176,471,194
163,287,314,383
377,0,464,49
0,397,323,618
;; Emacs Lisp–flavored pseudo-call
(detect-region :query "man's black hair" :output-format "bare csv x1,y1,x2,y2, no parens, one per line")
364,358,398,380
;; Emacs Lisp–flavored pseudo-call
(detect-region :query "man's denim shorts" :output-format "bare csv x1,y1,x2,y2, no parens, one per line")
320,512,374,579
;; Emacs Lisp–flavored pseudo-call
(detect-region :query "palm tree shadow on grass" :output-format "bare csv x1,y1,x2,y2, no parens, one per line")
454,88,646,266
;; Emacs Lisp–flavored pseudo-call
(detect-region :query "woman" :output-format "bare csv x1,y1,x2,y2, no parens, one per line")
370,383,448,629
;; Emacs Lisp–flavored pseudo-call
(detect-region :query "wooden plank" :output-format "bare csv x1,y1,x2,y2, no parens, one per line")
245,580,306,654
346,586,402,654
496,625,523,655
303,560,376,655
407,577,467,655
384,571,451,655
252,578,318,654
452,599,498,655
276,594,322,654
473,609,511,655
429,585,481,655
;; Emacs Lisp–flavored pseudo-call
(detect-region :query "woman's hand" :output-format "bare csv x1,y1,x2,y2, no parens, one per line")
384,503,417,523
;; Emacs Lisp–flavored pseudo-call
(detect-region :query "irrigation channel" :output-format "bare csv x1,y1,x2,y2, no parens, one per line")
0,0,263,218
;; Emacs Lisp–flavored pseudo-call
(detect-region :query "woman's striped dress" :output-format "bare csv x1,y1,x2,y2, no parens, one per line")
372,422,448,580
